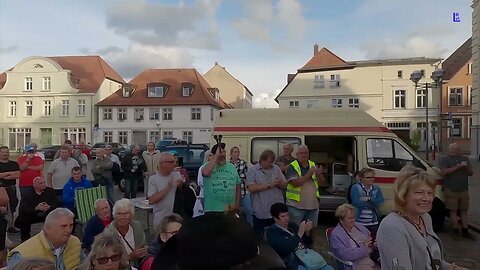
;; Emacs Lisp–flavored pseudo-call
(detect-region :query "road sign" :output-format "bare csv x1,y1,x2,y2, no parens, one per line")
447,112,452,120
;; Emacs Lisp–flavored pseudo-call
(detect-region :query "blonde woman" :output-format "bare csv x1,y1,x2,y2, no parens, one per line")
81,235,130,270
377,166,468,270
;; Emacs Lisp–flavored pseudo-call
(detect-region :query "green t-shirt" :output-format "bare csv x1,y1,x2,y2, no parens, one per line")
203,162,241,212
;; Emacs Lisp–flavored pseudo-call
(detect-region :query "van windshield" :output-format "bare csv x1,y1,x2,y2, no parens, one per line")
366,138,426,171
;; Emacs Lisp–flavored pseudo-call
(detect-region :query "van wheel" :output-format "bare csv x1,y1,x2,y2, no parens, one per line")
429,197,446,233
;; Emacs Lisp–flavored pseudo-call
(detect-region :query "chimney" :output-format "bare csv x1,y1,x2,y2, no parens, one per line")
215,61,218,65
287,74,296,84
313,43,319,55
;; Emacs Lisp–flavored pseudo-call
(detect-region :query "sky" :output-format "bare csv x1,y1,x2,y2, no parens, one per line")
0,0,472,108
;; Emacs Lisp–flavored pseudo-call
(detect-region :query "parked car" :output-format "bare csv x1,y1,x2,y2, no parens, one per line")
90,142,124,157
118,144,147,161
155,138,187,152
39,145,62,160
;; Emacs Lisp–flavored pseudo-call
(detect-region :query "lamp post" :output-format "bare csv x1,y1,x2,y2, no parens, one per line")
155,121,161,142
410,68,444,160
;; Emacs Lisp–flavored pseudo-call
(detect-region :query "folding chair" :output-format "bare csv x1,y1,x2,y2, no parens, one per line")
325,227,353,269
75,186,107,236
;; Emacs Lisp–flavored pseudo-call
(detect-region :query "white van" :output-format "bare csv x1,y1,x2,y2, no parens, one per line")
212,108,446,230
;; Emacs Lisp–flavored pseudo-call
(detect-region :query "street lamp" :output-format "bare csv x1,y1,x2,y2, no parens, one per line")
410,68,444,160
155,121,161,141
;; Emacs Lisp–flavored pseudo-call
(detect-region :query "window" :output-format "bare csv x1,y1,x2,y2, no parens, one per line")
60,128,86,145
103,131,113,143
103,108,112,120
469,117,473,138
313,75,325,88
306,100,319,108
397,70,403,78
25,77,32,91
77,100,86,116
449,87,463,106
148,85,165,97
331,98,342,108
61,100,69,116
386,122,410,129
394,90,406,108
210,108,215,121
43,77,51,91
191,108,201,120
251,137,301,164
329,74,341,88
420,69,425,77
417,122,427,141
348,98,359,108
43,100,51,116
149,131,160,142
8,101,16,117
134,108,144,121
468,86,472,106
182,86,191,97
451,118,462,138
182,131,193,144
118,131,128,145
468,63,472,74
162,108,173,120
149,108,160,120
289,101,299,108
8,128,32,150
213,90,219,100
163,131,173,139
25,101,32,116
366,138,422,172
118,108,127,121
416,89,426,108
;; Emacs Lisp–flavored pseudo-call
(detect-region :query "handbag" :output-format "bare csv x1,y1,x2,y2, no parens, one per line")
295,248,327,270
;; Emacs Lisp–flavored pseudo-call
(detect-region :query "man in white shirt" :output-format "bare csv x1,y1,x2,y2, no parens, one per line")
47,146,79,205
147,152,183,227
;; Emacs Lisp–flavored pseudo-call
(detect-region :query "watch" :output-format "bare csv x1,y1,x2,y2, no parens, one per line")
267,184,271,189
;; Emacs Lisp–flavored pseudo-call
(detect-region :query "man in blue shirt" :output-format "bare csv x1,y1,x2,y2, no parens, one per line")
62,166,92,212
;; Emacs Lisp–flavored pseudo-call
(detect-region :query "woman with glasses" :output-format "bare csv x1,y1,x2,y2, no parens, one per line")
103,199,147,269
377,166,468,270
140,214,183,270
81,235,130,270
349,168,384,234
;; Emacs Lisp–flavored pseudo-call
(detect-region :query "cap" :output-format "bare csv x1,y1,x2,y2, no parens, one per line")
25,146,35,152
211,143,226,155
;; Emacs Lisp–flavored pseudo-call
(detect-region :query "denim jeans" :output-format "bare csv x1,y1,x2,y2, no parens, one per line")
241,193,253,225
287,205,319,227
105,178,114,203
124,174,140,199
252,215,274,239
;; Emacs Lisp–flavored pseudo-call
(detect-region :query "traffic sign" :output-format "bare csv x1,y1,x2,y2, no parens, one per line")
447,112,452,120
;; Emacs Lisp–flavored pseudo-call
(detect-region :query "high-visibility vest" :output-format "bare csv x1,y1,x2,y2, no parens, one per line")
286,160,320,202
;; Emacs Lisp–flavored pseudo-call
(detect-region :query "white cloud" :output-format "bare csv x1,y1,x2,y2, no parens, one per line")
0,45,18,54
360,36,448,59
253,89,281,108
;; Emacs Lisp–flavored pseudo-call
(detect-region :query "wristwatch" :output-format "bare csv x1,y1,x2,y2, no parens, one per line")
266,184,271,189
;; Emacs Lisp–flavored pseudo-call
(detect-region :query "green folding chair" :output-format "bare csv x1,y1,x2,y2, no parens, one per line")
75,186,107,234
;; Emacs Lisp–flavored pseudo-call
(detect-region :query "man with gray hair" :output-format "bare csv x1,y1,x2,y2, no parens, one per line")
148,152,183,227
439,143,475,240
7,208,82,270
82,198,112,251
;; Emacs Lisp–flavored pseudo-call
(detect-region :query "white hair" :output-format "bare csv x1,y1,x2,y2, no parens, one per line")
44,208,74,227
94,198,109,212
297,145,309,152
112,198,135,216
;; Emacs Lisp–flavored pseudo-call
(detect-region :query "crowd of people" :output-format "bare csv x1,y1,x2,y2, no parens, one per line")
0,139,476,270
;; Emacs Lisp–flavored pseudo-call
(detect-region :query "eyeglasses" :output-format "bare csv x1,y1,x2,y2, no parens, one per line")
96,253,122,264
115,212,131,217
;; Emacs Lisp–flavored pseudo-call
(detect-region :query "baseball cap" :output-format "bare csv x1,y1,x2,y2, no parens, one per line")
25,146,35,152
211,143,226,155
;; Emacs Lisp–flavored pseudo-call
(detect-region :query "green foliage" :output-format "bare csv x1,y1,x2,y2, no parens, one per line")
408,129,422,151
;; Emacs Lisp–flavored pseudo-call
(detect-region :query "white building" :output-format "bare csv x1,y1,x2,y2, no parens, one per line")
275,45,442,150
96,69,231,145
0,56,124,150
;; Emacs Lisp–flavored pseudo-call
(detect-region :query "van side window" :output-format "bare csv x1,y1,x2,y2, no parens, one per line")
251,137,301,164
366,138,417,171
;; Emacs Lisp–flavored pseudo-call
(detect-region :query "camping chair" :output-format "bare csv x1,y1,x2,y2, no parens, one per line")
75,186,107,236
325,227,353,269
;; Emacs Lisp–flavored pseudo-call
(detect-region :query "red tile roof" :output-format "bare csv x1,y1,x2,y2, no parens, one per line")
298,47,353,72
0,56,125,92
96,69,231,108
442,38,472,80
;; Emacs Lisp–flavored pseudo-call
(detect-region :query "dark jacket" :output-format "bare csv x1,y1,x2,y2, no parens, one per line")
82,214,112,250
266,222,313,270
121,153,147,177
62,176,93,210
18,187,58,217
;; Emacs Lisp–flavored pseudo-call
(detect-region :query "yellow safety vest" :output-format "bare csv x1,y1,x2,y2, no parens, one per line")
286,160,320,202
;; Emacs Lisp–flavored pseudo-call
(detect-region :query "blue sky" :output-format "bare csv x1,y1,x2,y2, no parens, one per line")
0,0,472,107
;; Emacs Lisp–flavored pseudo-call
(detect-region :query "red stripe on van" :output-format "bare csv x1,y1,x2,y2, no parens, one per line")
213,126,391,133
375,177,444,185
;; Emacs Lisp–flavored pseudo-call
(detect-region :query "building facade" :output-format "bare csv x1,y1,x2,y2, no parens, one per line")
0,56,124,150
275,45,442,151
441,38,473,153
203,62,253,108
96,69,230,145
471,0,480,158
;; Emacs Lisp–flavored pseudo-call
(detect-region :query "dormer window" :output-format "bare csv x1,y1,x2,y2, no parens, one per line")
148,84,167,97
183,86,191,97
214,90,219,100
122,84,135,98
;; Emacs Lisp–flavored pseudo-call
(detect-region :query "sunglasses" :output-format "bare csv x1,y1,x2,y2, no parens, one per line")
96,253,121,264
